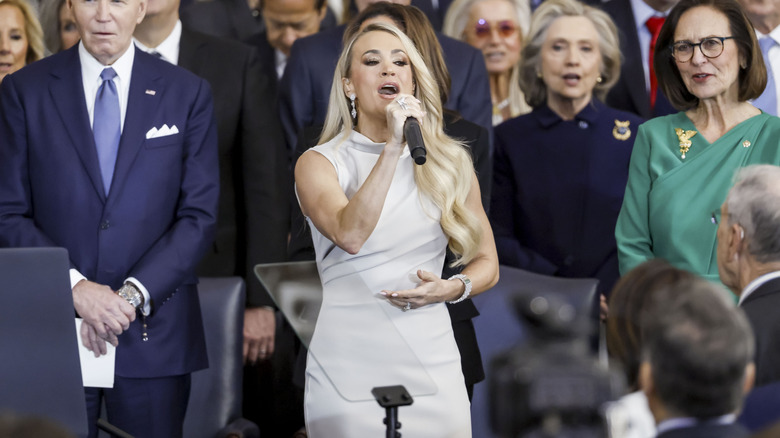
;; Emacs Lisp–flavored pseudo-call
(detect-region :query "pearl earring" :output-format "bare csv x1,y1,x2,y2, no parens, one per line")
349,93,357,119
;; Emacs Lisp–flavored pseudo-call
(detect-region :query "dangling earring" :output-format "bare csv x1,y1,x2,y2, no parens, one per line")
349,93,357,120
536,70,543,78
596,75,603,83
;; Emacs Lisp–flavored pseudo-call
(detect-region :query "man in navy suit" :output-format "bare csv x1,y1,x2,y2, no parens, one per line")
640,278,753,438
717,165,780,388
0,0,219,435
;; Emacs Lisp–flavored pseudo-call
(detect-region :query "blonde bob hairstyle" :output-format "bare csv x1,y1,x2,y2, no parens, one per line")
442,0,531,118
319,22,482,266
518,0,621,108
0,0,44,65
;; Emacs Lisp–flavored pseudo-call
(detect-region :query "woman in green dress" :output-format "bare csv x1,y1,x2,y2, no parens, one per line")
616,0,780,283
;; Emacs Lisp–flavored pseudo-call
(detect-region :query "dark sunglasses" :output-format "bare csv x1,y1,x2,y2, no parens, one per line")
474,19,517,39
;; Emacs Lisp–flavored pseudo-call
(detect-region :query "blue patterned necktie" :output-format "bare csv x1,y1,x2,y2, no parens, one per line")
93,67,120,195
754,37,777,116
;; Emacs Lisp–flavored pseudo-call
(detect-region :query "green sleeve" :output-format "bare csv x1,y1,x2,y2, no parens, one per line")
616,123,654,275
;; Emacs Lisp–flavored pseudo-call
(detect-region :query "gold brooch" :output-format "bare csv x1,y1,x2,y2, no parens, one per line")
675,128,697,159
613,120,631,140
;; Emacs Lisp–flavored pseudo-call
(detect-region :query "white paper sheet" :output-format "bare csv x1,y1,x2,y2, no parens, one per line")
75,318,115,388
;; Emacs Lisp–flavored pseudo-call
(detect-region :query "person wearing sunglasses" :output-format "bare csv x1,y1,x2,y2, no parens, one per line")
443,0,531,125
491,0,641,304
617,0,780,288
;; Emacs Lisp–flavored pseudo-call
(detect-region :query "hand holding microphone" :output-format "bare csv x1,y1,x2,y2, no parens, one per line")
396,96,427,165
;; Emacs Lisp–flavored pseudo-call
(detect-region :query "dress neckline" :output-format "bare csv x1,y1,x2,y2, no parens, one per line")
348,129,410,158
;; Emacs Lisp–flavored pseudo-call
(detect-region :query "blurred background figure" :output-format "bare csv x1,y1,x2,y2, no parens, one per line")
490,0,642,299
39,0,78,54
639,277,754,438
717,165,780,388
0,0,43,84
443,0,531,125
0,413,75,438
180,0,336,41
605,259,696,438
616,0,780,285
738,0,780,115
245,0,328,85
599,0,679,118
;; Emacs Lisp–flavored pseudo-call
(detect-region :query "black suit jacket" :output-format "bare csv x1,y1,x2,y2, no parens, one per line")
600,0,675,119
278,24,492,157
740,276,780,387
181,0,264,41
179,28,288,307
244,32,279,93
656,422,749,438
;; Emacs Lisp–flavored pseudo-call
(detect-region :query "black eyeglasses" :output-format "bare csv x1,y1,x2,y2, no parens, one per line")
670,36,735,62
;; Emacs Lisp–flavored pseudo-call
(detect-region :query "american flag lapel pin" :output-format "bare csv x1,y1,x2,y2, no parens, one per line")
145,89,156,96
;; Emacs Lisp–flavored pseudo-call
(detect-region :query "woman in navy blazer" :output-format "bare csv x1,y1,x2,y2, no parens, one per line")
490,0,643,297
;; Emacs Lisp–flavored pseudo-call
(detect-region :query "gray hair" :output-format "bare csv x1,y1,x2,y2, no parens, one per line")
518,0,621,107
726,165,780,263
641,277,754,418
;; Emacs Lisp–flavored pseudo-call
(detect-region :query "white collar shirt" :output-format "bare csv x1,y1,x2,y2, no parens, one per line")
79,41,135,132
133,20,182,65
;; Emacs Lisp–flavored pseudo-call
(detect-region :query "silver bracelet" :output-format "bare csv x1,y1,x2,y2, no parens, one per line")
446,274,472,304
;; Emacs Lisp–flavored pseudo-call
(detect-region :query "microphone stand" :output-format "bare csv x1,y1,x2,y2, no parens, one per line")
372,385,414,438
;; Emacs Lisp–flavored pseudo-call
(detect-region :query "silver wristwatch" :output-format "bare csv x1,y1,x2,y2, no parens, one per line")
117,282,143,309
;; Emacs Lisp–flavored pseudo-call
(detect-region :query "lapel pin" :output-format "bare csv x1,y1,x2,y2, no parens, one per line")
145,89,156,96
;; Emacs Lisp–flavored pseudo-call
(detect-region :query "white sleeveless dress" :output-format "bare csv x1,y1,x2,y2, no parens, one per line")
303,130,471,437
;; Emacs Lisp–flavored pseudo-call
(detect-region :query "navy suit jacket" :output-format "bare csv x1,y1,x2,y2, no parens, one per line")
740,277,780,387
278,24,492,156
600,0,676,119
491,100,643,294
0,45,219,377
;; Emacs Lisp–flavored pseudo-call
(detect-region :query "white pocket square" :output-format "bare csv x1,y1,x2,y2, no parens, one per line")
145,124,179,139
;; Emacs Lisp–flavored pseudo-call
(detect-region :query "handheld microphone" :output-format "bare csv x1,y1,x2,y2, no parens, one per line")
404,118,426,165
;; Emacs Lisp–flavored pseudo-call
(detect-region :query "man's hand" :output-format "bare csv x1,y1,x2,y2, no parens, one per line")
80,320,108,357
73,280,136,353
243,307,275,364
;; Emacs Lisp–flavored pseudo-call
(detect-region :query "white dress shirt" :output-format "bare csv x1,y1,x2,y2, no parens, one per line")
133,20,182,65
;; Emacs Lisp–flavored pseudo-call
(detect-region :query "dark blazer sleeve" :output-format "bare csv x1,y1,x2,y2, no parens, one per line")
443,113,491,212
438,35,492,137
490,122,558,275
0,74,64,251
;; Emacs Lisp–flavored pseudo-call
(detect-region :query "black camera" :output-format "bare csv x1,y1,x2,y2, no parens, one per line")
489,291,624,438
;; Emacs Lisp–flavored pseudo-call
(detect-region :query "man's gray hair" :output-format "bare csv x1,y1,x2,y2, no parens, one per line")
726,165,780,263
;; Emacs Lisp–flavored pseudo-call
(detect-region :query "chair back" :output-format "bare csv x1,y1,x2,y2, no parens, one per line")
184,277,252,438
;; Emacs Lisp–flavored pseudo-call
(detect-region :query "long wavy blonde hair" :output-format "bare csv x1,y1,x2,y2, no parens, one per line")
319,23,482,266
